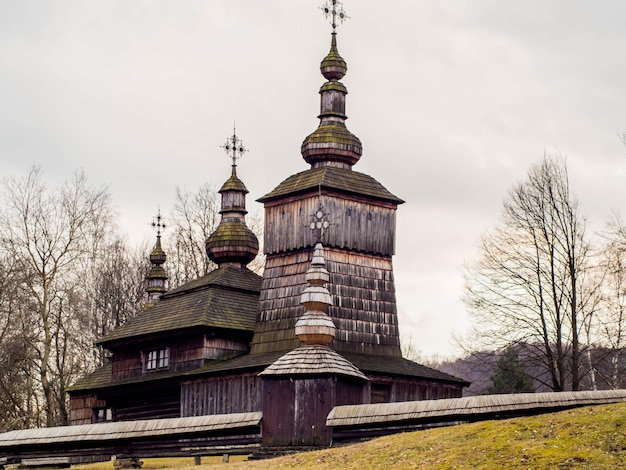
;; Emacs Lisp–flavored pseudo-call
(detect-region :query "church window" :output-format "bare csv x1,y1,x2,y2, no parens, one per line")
94,407,113,422
145,348,169,371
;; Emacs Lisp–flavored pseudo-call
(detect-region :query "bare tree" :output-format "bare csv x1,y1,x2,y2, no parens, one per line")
166,184,221,287
166,183,264,288
594,213,626,388
0,254,35,431
76,237,151,368
462,155,594,391
0,166,113,426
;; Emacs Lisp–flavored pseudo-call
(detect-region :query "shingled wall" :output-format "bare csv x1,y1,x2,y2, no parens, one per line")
250,246,401,356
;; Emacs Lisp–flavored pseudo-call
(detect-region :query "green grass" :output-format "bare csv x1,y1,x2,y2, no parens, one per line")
75,402,626,469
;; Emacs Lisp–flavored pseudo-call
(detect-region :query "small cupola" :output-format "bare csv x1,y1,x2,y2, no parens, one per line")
145,210,168,301
295,241,336,345
206,127,259,268
301,0,362,169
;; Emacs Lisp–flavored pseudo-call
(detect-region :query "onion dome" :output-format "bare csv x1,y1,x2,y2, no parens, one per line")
146,212,168,301
206,130,259,268
301,32,362,169
321,33,346,80
295,242,336,345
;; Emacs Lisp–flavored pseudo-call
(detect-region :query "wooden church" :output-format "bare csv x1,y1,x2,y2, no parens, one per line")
68,4,469,447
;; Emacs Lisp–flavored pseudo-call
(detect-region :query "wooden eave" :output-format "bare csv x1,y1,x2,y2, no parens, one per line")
327,390,626,429
342,353,471,386
259,346,368,381
97,266,261,348
258,166,404,206
163,265,261,297
0,412,262,448
68,348,470,394
97,324,254,350
68,351,287,393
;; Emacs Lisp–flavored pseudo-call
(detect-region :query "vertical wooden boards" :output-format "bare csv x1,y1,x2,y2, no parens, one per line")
180,373,261,417
262,375,368,447
264,194,397,256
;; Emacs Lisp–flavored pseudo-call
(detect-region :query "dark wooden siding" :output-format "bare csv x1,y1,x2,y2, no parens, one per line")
250,246,401,356
111,334,250,381
111,349,142,381
367,374,465,402
181,373,261,417
69,393,104,425
262,376,367,447
109,387,180,421
264,194,397,256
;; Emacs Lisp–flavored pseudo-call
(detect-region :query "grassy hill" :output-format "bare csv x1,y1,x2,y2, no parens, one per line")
77,402,626,469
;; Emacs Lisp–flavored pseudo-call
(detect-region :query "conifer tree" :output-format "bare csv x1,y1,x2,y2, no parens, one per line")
488,347,535,394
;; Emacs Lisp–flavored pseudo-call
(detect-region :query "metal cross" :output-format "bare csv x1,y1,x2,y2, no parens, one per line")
221,124,248,166
149,209,166,236
320,0,349,33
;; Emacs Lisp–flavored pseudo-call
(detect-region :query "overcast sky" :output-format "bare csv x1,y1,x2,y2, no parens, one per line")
1,1,626,358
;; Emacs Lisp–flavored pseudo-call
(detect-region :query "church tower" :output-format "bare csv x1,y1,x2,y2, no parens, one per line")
250,2,404,358
145,210,168,303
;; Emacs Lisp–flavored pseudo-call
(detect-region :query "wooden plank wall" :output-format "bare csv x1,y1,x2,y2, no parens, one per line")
111,335,250,380
111,387,180,421
68,393,104,425
250,246,401,356
262,376,367,447
202,336,250,360
111,349,142,381
181,373,261,417
264,194,397,256
368,374,465,403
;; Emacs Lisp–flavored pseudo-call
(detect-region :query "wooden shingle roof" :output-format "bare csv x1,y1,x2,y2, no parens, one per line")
343,353,470,385
68,351,287,393
0,412,262,448
69,349,469,393
258,166,404,205
98,266,262,347
259,346,368,381
326,390,626,428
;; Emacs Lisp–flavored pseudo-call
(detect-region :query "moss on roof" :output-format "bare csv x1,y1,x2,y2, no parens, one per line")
258,166,404,204
68,349,469,393
97,266,262,347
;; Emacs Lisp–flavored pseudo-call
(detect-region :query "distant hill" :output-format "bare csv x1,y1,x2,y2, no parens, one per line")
435,345,626,396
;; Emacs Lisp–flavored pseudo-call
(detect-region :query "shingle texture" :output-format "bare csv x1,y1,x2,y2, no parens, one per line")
98,266,262,346
258,166,404,204
69,347,469,393
343,353,470,385
326,390,626,427
259,345,368,380
0,412,262,447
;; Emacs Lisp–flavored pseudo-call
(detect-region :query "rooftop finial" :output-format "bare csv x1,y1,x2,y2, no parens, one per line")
207,127,259,268
320,0,349,33
221,123,248,170
146,209,168,302
302,0,361,168
149,208,166,237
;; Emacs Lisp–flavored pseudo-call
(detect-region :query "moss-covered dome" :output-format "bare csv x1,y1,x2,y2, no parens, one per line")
301,32,361,168
206,218,259,266
320,33,346,80
301,121,362,167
